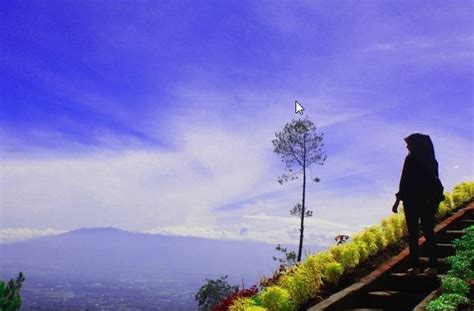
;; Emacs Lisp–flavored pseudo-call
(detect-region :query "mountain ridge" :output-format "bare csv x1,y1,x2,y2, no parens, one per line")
0,226,325,285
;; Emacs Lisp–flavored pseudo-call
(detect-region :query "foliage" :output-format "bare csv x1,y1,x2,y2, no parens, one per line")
273,244,297,266
440,275,469,296
213,284,259,311
324,262,344,284
329,243,360,269
352,240,369,263
449,256,473,280
380,212,406,246
290,202,313,218
352,230,379,256
0,272,25,311
306,252,343,284
387,213,407,237
443,192,454,209
195,275,239,311
366,226,388,250
260,265,295,288
272,118,326,184
380,218,397,245
277,268,312,306
429,222,473,311
427,293,469,311
257,286,294,311
446,225,474,280
435,200,451,219
451,183,472,206
452,228,474,253
298,255,324,295
227,297,266,311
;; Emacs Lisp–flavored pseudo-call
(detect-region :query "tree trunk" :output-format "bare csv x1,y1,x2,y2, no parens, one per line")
298,138,307,262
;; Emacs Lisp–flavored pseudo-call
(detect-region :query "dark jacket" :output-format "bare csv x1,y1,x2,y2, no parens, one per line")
396,153,439,205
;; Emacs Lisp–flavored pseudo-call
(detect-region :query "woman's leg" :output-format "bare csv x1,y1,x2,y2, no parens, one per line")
420,206,437,268
404,204,421,269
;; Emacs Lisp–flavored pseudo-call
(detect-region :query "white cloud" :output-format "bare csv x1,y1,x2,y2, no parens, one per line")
144,212,355,247
0,123,279,230
0,227,66,243
363,35,474,64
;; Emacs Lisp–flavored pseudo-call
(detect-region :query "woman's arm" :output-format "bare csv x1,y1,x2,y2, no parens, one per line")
396,155,412,201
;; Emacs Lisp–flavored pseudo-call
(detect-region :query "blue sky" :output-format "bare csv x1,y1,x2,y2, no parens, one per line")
1,1,473,247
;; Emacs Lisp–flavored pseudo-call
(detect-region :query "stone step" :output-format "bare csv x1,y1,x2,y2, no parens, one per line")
363,290,427,310
376,272,441,291
420,257,450,274
450,218,474,230
421,243,454,257
437,230,467,243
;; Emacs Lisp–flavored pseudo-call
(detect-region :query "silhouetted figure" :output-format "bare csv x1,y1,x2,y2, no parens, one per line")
392,133,439,276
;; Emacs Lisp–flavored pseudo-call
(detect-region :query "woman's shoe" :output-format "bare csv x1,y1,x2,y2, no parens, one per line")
407,267,421,275
423,267,438,276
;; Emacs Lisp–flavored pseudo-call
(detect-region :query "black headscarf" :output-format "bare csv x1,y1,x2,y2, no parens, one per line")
404,133,437,177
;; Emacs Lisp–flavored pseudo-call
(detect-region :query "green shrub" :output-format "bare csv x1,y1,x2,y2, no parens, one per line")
447,228,474,280
341,243,361,268
310,251,335,271
353,240,369,263
427,296,456,311
324,262,344,284
229,297,266,311
443,192,454,210
452,231,474,253
429,221,474,311
454,182,473,200
389,213,407,236
0,272,25,311
330,243,360,269
298,255,324,295
277,268,312,307
452,183,471,206
435,200,450,219
366,226,388,251
257,286,294,311
447,252,474,280
353,230,378,256
306,251,345,284
427,293,469,311
195,275,238,311
440,275,469,296
380,219,397,245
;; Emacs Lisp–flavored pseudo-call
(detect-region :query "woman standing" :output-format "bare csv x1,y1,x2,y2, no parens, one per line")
392,133,440,275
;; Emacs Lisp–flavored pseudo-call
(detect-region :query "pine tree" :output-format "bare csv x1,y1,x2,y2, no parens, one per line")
272,117,326,262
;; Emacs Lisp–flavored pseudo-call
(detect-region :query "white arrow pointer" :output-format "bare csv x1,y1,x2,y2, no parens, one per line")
295,100,304,115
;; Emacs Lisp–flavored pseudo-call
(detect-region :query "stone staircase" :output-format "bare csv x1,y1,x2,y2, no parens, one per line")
308,202,474,311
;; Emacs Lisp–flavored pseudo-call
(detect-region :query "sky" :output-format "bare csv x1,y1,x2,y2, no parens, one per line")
1,1,473,248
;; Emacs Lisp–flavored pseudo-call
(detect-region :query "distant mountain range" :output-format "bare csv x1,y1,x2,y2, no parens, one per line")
0,227,324,285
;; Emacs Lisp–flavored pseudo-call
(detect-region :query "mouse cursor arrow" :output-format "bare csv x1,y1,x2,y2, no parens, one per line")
295,100,304,115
